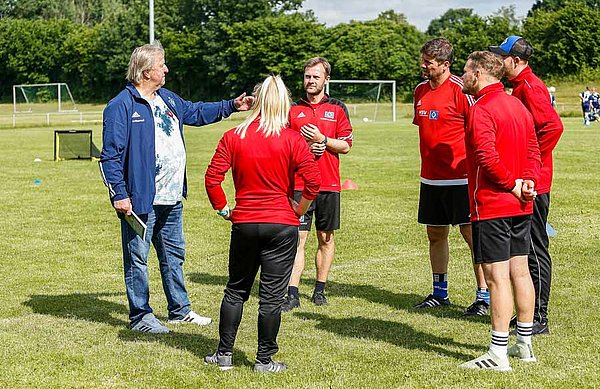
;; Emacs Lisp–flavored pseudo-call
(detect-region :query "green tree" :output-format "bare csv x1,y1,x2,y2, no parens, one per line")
524,1,600,76
530,0,600,13
324,11,425,99
426,8,519,74
221,12,326,98
0,18,79,100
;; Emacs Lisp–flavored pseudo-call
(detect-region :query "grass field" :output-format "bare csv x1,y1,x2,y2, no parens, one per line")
0,116,599,388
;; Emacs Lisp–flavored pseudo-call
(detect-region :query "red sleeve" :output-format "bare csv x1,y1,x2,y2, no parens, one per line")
293,136,321,200
523,117,542,183
471,108,515,190
412,86,420,126
521,86,564,161
336,105,353,147
204,134,232,210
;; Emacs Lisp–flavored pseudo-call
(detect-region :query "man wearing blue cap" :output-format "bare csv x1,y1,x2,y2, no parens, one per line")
489,36,564,336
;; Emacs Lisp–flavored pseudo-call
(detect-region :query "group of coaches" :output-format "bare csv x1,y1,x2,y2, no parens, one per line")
100,35,562,373
413,37,563,371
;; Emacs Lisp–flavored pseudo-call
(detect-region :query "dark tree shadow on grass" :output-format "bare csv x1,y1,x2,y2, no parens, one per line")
23,292,252,368
295,312,484,361
188,272,489,323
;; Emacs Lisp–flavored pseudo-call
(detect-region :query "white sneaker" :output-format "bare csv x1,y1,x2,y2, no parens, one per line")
460,350,512,372
168,310,212,326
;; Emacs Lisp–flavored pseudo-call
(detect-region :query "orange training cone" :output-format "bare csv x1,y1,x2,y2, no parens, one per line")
341,179,358,190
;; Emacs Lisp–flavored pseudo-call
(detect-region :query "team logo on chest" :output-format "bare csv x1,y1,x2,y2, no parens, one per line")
429,110,439,120
167,96,176,107
297,112,306,118
324,111,335,119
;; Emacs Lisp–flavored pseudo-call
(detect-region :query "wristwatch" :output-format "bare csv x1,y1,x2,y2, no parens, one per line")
319,136,328,145
217,205,230,217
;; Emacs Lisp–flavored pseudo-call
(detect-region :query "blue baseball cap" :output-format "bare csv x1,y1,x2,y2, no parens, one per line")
489,36,533,59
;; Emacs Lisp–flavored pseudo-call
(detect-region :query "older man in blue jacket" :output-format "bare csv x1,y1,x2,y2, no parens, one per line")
100,41,253,333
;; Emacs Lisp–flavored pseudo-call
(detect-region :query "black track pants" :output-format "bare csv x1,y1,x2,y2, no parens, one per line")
217,223,298,362
528,193,552,323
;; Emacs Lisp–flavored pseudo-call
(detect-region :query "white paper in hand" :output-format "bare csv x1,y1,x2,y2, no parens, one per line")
123,211,147,241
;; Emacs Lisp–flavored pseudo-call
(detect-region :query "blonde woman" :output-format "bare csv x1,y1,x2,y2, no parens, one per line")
204,75,321,373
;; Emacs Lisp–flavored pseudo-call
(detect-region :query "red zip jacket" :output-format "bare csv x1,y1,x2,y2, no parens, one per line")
289,95,353,192
205,119,321,225
510,66,564,194
466,83,541,222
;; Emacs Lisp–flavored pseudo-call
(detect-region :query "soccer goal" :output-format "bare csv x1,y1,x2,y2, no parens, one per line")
325,80,396,122
54,130,100,161
13,83,77,113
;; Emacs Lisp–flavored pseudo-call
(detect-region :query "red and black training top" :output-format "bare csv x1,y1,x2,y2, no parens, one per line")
465,82,541,222
509,66,564,195
289,95,353,192
205,118,321,225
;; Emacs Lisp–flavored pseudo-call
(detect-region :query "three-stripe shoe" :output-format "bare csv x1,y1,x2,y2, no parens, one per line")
168,310,212,326
131,313,170,334
460,350,512,372
508,341,537,362
204,352,234,371
413,294,450,308
463,300,489,316
254,359,288,373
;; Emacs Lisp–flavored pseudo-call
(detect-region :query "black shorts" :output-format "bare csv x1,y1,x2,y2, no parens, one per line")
418,183,470,226
472,215,532,264
294,190,340,232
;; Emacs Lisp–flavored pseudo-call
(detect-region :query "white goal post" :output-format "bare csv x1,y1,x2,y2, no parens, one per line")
13,83,77,113
325,80,396,122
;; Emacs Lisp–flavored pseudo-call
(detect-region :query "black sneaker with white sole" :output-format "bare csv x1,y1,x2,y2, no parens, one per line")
463,300,489,316
204,352,233,371
413,294,450,308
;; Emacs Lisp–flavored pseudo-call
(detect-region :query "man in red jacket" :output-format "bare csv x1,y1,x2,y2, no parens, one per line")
490,36,564,335
459,51,541,372
282,57,353,311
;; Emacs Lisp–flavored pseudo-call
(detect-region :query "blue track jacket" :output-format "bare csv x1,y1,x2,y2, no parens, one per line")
99,83,236,215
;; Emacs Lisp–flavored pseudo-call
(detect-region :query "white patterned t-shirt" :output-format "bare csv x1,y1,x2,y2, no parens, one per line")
149,94,186,205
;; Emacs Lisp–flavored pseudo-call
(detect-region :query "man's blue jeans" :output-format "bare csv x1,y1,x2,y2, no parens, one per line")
120,202,191,326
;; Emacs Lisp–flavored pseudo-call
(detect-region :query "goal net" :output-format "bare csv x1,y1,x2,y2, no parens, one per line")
13,83,77,113
325,80,396,122
54,130,100,161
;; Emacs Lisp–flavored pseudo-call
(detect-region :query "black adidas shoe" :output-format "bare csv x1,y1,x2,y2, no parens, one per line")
413,294,450,308
282,295,300,312
463,300,489,316
532,320,549,335
204,352,233,371
312,290,328,306
509,319,549,336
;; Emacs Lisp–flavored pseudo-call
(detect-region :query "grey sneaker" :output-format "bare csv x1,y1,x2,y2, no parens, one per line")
508,341,537,362
312,290,328,306
204,352,233,371
282,295,300,312
131,313,170,334
254,359,288,373
460,350,512,372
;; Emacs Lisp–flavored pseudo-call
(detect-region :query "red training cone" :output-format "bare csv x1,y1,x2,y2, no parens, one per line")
341,179,358,190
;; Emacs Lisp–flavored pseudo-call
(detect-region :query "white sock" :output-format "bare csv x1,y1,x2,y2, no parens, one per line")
489,330,509,358
516,321,533,345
